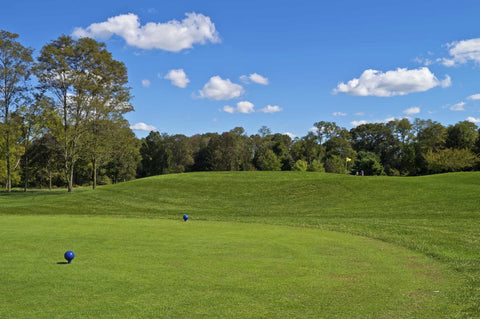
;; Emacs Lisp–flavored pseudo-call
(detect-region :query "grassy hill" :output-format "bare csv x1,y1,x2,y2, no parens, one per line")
2,171,480,317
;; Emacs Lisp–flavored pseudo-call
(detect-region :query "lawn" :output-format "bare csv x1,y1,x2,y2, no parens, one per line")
1,171,479,317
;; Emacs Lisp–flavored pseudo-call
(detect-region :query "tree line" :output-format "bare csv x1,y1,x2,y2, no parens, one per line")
2,30,480,193
138,119,480,177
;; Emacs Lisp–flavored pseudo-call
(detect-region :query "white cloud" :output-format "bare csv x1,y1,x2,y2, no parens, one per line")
260,105,282,113
333,67,451,97
240,73,269,85
355,112,365,116
444,37,480,66
223,101,255,114
72,12,220,52
350,120,367,127
284,132,297,139
467,93,480,100
130,122,157,131
440,58,456,67
164,69,190,88
333,112,347,116
467,117,480,123
198,76,244,100
383,117,397,123
403,106,420,115
142,79,151,87
450,102,465,111
308,127,319,133
414,57,434,66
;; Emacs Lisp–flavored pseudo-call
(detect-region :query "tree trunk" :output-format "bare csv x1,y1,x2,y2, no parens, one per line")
63,93,71,192
67,165,74,192
24,155,28,192
48,171,52,190
6,123,11,193
92,158,97,190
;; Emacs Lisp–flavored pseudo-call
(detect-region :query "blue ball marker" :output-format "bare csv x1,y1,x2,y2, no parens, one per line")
64,251,75,264
183,214,189,222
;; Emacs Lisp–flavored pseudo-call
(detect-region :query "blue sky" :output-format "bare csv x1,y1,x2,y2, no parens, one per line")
2,0,480,138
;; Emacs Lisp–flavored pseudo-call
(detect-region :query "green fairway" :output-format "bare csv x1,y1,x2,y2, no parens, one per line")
1,171,480,317
1,215,461,318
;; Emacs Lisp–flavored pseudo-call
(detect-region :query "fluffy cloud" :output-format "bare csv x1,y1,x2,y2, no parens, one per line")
333,112,347,116
164,69,190,88
450,102,465,111
198,76,244,100
284,132,297,139
223,101,255,114
467,93,480,100
130,122,157,131
350,120,368,127
240,73,269,85
333,67,451,97
72,12,220,52
403,106,420,115
142,79,151,87
467,117,480,123
260,105,282,113
350,120,367,127
444,37,480,66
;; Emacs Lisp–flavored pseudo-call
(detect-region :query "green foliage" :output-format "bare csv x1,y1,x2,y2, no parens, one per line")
307,159,325,172
256,149,282,171
353,151,385,176
292,159,307,171
446,121,478,150
423,148,479,173
415,119,447,152
324,154,346,174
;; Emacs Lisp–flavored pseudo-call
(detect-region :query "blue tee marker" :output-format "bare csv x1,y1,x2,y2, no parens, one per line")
64,251,75,263
183,214,189,222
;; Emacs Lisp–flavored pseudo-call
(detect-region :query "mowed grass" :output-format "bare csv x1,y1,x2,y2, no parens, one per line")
1,215,461,318
1,171,480,317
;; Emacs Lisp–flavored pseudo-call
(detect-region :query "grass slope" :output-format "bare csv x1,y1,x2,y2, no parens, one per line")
1,171,480,317
1,215,461,318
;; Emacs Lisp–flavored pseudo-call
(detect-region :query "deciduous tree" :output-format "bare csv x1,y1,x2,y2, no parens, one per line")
0,30,33,192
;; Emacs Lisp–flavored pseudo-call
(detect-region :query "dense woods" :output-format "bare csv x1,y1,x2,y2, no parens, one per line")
1,30,480,191
137,119,480,177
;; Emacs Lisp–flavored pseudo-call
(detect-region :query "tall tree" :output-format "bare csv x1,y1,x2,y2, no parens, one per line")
36,36,132,192
446,121,478,150
104,121,140,183
17,94,48,191
313,121,342,144
0,30,33,192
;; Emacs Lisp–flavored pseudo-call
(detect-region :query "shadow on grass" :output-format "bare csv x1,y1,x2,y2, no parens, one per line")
0,190,68,197
56,262,69,265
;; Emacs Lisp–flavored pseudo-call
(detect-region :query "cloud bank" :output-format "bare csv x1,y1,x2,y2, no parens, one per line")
72,12,220,52
334,67,451,97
